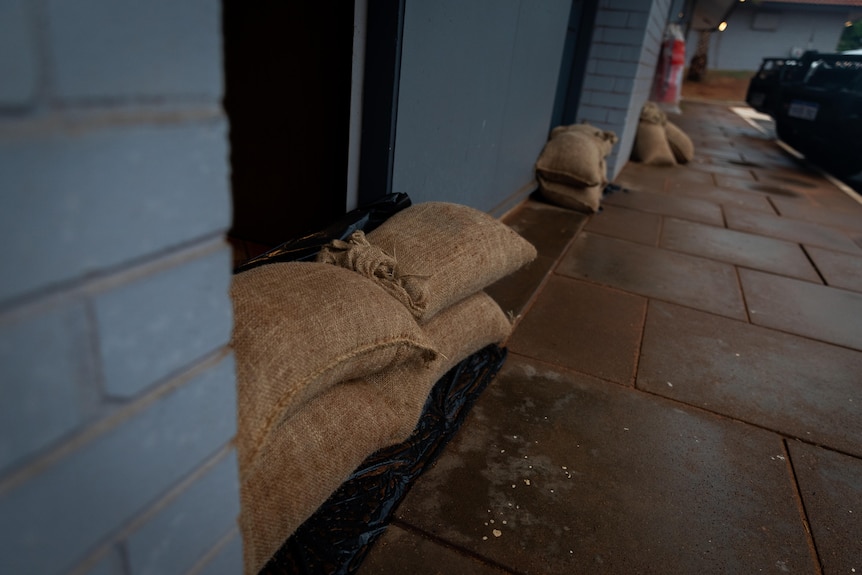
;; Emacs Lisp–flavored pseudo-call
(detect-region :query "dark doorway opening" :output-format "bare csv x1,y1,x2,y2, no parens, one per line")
222,1,355,252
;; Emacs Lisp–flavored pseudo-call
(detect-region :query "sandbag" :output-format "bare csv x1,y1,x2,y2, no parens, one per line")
230,262,438,472
550,123,619,157
365,202,537,323
239,291,512,575
537,175,603,214
535,130,606,187
632,101,676,166
665,120,695,164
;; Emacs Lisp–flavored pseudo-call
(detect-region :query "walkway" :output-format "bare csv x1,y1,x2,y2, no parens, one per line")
358,101,862,574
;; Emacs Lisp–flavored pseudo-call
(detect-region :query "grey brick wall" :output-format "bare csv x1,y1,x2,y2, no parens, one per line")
0,1,241,574
576,0,673,179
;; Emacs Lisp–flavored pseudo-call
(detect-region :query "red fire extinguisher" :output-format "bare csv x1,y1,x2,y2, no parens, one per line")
652,24,685,111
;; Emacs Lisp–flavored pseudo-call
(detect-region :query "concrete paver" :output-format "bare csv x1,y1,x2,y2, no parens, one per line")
724,205,862,254
507,276,645,385
788,443,862,575
603,188,724,226
659,217,821,282
584,204,661,246
739,268,862,351
558,232,746,320
805,245,862,293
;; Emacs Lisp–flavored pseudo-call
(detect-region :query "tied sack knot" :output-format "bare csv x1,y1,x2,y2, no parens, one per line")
317,230,429,318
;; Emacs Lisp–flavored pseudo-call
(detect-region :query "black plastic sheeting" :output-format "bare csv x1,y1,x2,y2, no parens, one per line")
261,344,507,575
236,193,508,574
234,193,412,274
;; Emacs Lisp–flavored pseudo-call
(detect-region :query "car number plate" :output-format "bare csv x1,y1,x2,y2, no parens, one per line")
788,101,818,120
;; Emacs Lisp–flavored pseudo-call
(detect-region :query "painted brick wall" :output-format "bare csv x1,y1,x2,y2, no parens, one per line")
0,1,241,574
575,0,673,179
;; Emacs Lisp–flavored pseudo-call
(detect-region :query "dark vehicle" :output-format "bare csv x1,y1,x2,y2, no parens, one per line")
746,55,814,115
746,52,862,176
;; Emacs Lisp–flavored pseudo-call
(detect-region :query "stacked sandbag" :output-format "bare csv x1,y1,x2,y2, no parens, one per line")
631,101,695,165
535,123,618,214
231,202,537,575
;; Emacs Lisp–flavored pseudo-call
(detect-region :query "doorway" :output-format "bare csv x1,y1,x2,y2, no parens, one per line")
222,1,356,256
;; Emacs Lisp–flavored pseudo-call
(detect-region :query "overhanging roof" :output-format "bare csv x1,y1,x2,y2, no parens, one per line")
688,0,739,30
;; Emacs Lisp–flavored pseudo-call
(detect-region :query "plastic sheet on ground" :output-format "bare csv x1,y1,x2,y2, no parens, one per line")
261,345,507,575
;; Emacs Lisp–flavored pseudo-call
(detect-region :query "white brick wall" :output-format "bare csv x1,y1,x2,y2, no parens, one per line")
0,1,241,574
576,0,673,179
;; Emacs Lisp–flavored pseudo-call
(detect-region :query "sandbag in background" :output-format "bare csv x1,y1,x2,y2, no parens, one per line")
631,101,695,166
534,122,618,213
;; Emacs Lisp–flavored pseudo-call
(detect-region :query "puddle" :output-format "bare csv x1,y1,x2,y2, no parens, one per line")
748,184,799,197
725,159,762,168
765,174,817,189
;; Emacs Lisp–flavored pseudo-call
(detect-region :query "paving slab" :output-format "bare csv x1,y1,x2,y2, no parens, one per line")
715,174,804,198
739,268,862,351
584,204,661,246
787,443,862,575
666,183,776,213
612,164,669,193
358,524,511,575
506,275,645,385
660,217,821,282
770,195,862,234
487,200,587,319
503,199,587,260
805,246,862,293
558,232,747,320
637,300,862,457
663,166,715,191
687,161,758,181
603,188,724,226
395,355,818,575
724,205,862,255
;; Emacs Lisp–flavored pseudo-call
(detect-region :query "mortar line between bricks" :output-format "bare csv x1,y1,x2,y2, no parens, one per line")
782,439,825,575
505,350,862,460
183,526,240,575
0,104,224,138
65,444,237,575
390,520,524,575
0,347,232,493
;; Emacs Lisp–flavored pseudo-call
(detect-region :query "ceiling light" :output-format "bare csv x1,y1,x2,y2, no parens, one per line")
718,21,728,32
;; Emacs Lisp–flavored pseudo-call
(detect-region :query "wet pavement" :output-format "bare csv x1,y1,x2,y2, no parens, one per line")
357,101,862,574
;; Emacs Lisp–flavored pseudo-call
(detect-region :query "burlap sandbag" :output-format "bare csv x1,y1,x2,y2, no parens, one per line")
537,174,603,214
230,262,438,472
535,130,606,187
239,291,512,574
316,230,429,318
632,123,676,166
664,121,695,164
365,202,537,323
632,101,676,166
550,123,619,156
